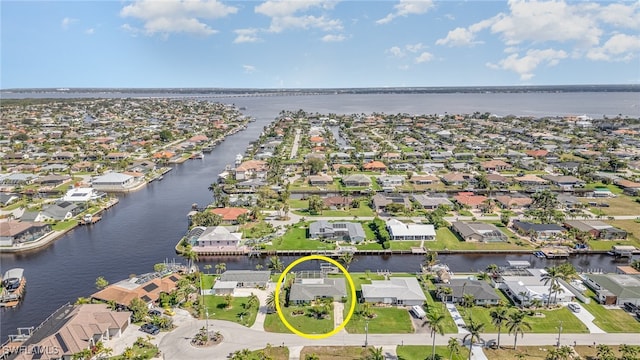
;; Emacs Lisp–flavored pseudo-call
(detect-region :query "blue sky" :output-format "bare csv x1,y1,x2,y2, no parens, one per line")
1,0,639,88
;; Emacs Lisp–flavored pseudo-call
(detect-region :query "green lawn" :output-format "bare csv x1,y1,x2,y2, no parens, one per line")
461,305,588,333
263,305,334,334
397,345,470,360
345,307,414,333
202,295,258,327
300,346,376,360
581,196,640,216
242,221,275,239
52,219,78,231
267,227,336,250
355,240,422,251
292,203,375,217
1,200,26,211
201,274,216,290
583,182,624,195
578,289,640,332
422,280,458,333
430,227,530,251
235,346,289,360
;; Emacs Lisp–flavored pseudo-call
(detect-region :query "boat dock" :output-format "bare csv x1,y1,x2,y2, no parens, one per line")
1,268,26,308
79,215,102,225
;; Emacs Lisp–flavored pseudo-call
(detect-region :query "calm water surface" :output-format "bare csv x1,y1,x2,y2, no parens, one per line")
1,93,638,340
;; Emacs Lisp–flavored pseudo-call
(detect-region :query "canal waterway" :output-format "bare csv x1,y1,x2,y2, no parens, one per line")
1,92,639,340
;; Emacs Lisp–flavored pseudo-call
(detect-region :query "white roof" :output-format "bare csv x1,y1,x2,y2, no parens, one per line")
93,172,133,183
213,281,237,290
362,277,427,302
387,219,435,237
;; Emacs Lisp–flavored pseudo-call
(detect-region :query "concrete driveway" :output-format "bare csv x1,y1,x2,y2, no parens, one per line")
567,303,605,333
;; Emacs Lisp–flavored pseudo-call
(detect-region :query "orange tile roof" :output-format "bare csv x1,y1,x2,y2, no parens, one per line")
525,149,549,158
153,151,175,159
454,192,488,207
210,207,250,221
363,161,387,170
309,136,325,143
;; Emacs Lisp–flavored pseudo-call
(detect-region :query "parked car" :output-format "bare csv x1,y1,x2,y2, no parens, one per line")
623,302,638,313
140,323,160,335
148,309,162,317
163,307,176,316
568,303,581,313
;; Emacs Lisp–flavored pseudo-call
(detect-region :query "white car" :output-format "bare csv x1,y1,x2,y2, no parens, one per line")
568,303,581,313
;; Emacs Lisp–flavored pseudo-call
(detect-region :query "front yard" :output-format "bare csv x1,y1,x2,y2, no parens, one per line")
397,345,470,360
579,289,640,333
202,295,258,327
263,304,334,334
345,306,414,333
460,305,588,333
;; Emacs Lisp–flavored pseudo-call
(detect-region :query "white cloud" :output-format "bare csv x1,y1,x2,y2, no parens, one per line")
61,17,77,30
436,27,479,47
85,28,95,35
243,65,256,73
255,0,342,33
414,51,434,63
321,34,346,42
234,28,260,43
597,2,640,29
405,43,424,53
120,0,237,36
488,48,567,80
586,33,640,61
386,46,405,58
377,0,434,24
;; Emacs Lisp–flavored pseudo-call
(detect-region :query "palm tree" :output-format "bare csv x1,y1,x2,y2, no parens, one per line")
596,344,616,360
490,306,509,349
215,262,226,275
231,349,252,360
462,293,475,308
266,290,283,313
506,310,532,350
620,344,640,360
447,337,461,360
541,266,562,307
367,347,385,360
247,293,259,309
237,308,249,322
224,293,233,309
423,250,439,270
462,318,484,360
339,252,354,270
436,286,453,302
422,310,445,360
268,256,284,272
184,245,199,272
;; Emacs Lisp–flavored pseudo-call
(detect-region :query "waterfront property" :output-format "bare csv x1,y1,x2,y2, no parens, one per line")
361,277,426,306
61,187,106,203
289,273,347,305
91,272,182,308
436,279,501,306
308,221,366,243
511,220,567,241
5,304,130,360
564,220,628,240
582,273,640,305
188,226,244,249
450,222,508,242
219,270,270,288
386,219,435,241
0,222,52,247
91,172,138,192
498,268,574,306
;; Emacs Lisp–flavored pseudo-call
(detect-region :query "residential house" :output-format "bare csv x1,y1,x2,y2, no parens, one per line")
525,149,549,158
62,187,106,203
453,192,488,209
92,172,136,191
127,160,157,173
9,304,130,360
451,222,508,242
308,174,333,186
409,175,440,185
564,220,628,240
308,221,366,243
614,179,640,196
495,194,532,209
499,268,574,306
411,194,453,210
363,161,387,172
40,201,81,221
436,279,501,306
514,174,549,186
209,207,250,225
35,175,71,187
235,160,268,180
371,194,412,212
0,221,51,247
377,175,405,188
342,174,372,187
386,219,435,241
1,173,37,185
440,173,475,186
512,220,566,241
188,226,243,248
542,175,585,189
486,174,510,187
323,196,353,209
105,152,129,161
0,193,19,207
361,277,427,306
91,272,182,308
219,270,270,288
583,274,640,305
480,160,513,172
289,275,347,305
236,179,267,192
332,164,358,172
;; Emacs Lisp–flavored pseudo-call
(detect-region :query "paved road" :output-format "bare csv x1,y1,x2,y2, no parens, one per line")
290,129,302,160
152,311,640,360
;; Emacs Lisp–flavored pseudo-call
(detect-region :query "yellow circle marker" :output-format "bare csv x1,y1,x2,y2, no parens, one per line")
274,255,356,339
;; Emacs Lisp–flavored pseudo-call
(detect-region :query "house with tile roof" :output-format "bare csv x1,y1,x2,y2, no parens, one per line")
453,192,487,209
289,275,347,305
91,273,182,308
363,161,387,172
209,207,250,224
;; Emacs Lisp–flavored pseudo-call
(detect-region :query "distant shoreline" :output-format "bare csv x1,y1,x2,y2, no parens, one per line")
2,84,639,94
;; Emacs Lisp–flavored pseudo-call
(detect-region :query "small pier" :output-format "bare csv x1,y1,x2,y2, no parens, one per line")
540,246,571,259
79,216,101,226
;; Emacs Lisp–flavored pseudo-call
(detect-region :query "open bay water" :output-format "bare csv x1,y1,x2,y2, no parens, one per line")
1,91,638,340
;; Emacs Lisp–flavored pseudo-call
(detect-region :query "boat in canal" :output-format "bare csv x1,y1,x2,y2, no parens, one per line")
0,268,26,308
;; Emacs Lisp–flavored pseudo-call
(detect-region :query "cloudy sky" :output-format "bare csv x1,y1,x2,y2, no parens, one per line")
2,0,639,88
